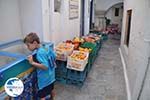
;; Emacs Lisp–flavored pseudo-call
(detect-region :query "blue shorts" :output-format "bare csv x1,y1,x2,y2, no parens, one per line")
37,83,54,98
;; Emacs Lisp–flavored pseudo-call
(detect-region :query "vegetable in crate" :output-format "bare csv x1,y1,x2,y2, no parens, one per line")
80,42,96,50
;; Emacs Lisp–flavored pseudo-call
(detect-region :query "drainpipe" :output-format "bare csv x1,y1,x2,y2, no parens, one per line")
137,39,150,100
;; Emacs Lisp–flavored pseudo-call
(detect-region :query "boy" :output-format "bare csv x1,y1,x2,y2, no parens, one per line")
23,32,56,100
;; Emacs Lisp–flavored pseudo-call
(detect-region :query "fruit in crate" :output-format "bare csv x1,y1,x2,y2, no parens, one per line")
73,37,84,43
84,37,95,43
56,43,74,61
88,34,101,41
73,37,80,43
66,40,72,43
94,36,100,41
70,51,87,60
80,38,84,43
57,43,73,51
73,43,80,50
79,47,92,52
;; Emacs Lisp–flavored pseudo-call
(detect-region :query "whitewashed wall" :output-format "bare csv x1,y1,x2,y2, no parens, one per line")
120,0,150,100
19,0,43,41
49,0,81,45
95,0,123,30
95,0,123,11
0,0,22,43
106,3,123,31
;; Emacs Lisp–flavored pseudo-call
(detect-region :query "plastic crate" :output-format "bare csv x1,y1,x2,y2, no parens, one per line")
67,67,88,81
90,30,102,35
56,77,67,84
55,43,74,61
55,71,67,78
95,39,102,51
80,42,97,50
102,34,108,41
56,60,67,72
67,79,84,87
67,51,89,71
56,60,67,78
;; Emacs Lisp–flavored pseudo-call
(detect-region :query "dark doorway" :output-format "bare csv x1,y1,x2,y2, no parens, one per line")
80,0,85,36
90,0,94,30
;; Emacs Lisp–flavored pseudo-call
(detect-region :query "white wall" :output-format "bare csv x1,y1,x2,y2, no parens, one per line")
0,0,82,46
95,0,123,30
106,3,123,31
138,0,150,99
49,0,81,45
120,0,150,99
0,0,22,43
41,0,51,42
19,0,43,41
95,0,123,11
140,63,150,100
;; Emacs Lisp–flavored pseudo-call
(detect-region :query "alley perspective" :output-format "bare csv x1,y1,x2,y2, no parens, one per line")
0,0,150,100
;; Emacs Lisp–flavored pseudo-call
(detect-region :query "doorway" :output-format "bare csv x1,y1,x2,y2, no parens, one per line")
80,0,85,36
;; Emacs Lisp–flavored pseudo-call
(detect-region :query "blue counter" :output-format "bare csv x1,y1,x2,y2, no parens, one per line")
0,39,53,99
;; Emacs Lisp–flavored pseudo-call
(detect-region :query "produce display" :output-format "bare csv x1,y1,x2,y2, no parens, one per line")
67,51,89,71
83,34,101,43
80,42,96,50
55,43,74,61
56,43,73,51
79,47,92,53
70,51,87,60
72,37,84,43
56,33,103,70
88,34,101,41
84,37,95,43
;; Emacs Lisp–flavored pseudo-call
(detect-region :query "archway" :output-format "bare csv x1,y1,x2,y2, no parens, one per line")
105,2,123,38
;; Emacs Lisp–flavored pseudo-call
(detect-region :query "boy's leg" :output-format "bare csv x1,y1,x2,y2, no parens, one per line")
50,89,55,100
40,98,45,100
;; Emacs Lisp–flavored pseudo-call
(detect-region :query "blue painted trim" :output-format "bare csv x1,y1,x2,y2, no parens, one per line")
0,39,23,49
0,51,24,58
0,58,25,72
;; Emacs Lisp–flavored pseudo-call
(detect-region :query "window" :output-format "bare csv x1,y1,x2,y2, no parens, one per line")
115,8,119,16
124,10,132,47
54,0,61,12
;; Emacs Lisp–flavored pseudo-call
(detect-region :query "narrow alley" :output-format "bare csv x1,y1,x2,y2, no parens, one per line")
55,34,127,100
0,0,150,100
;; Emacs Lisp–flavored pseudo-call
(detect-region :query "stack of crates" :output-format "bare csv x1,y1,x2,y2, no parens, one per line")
96,38,102,52
90,30,102,35
102,34,108,41
66,64,88,87
55,60,68,84
80,42,97,73
55,60,88,87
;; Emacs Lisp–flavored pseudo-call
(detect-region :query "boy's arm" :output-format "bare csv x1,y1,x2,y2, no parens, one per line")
28,55,48,70
31,61,48,70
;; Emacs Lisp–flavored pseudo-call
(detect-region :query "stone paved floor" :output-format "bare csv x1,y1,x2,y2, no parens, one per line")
54,34,127,100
